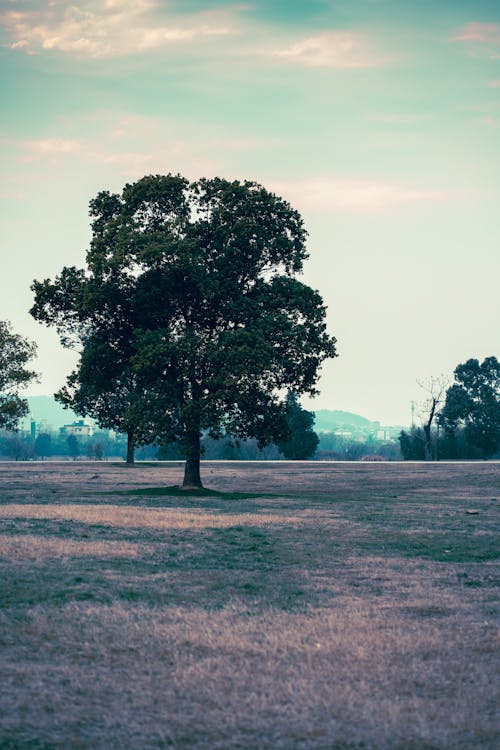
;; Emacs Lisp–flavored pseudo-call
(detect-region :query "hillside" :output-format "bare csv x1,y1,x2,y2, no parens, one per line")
313,409,378,433
26,397,385,435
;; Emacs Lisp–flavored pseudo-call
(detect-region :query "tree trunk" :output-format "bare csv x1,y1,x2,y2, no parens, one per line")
423,424,432,461
424,397,437,461
182,431,202,488
126,430,135,465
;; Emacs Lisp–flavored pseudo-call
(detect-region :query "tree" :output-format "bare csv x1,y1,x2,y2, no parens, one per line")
416,375,449,460
66,434,80,460
439,357,500,458
31,174,336,487
34,432,52,460
277,393,319,459
4,433,34,461
94,441,104,460
0,320,37,430
398,427,425,460
54,334,157,464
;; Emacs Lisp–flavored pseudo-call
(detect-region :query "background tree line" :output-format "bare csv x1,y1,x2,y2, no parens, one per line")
399,356,500,460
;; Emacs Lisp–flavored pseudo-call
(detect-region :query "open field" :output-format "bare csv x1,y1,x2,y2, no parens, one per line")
0,461,499,749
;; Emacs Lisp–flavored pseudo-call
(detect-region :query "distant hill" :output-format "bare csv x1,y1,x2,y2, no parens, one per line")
25,396,381,434
27,396,82,429
313,410,378,432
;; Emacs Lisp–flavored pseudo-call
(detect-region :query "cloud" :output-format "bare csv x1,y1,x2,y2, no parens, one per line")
474,116,500,128
270,177,456,214
453,22,500,59
13,109,277,175
272,30,388,69
2,0,234,59
22,138,85,157
454,22,500,43
8,112,228,180
17,133,156,174
488,80,500,88
366,113,430,125
0,190,24,201
13,125,457,213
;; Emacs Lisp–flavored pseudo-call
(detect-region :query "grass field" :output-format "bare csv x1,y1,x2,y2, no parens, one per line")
0,460,498,749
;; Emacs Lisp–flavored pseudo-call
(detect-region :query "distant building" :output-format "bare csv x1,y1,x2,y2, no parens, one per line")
60,420,92,438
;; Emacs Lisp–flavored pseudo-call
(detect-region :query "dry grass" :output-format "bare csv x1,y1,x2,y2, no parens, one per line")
0,534,145,561
0,503,304,529
0,461,498,749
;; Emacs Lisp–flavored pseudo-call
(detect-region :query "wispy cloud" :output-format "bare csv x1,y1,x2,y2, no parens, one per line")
17,133,156,175
474,116,500,128
272,30,388,69
12,110,276,170
453,22,500,59
2,0,235,59
366,113,430,125
0,189,25,201
22,138,85,157
7,111,260,182
271,177,456,214
454,22,500,43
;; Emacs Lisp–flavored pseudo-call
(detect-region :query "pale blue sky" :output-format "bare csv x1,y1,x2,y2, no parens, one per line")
1,0,499,424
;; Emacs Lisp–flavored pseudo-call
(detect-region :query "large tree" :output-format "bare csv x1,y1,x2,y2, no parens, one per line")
0,320,37,430
31,174,336,486
439,356,500,458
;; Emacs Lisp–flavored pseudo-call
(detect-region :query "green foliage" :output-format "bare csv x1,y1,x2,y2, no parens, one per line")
439,357,500,458
34,432,52,459
94,441,104,460
277,393,319,459
31,174,336,485
0,320,37,430
66,434,80,460
0,432,34,460
399,428,425,460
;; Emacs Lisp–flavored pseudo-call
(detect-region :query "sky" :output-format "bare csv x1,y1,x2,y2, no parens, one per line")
1,0,499,426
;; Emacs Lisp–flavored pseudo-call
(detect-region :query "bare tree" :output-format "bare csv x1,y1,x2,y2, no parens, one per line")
416,375,450,461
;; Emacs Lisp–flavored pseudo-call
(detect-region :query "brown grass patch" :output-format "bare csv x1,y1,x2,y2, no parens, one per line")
0,503,306,529
0,534,145,561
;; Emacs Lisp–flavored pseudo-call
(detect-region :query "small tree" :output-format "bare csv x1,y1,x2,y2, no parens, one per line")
439,357,500,457
0,321,37,430
34,433,52,460
277,393,319,459
5,433,34,461
66,434,80,460
416,375,449,460
94,441,104,460
31,174,337,487
399,427,425,460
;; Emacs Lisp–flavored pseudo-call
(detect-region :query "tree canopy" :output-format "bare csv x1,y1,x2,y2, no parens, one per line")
439,356,500,458
31,174,337,485
0,320,37,431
